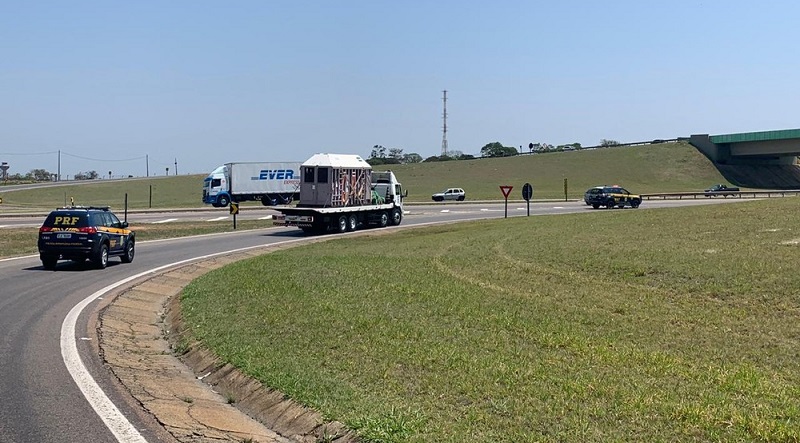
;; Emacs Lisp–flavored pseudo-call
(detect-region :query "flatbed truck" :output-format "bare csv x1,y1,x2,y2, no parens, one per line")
272,154,406,234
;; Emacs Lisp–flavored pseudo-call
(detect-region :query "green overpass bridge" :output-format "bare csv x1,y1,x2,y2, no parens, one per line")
689,129,800,189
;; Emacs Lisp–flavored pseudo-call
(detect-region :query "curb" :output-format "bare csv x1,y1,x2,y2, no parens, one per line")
97,242,359,442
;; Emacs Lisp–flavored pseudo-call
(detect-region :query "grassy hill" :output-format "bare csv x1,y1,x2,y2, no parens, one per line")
0,175,206,211
0,142,727,210
392,141,726,201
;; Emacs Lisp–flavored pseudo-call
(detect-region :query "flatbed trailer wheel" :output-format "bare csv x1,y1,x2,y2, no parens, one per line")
337,215,348,233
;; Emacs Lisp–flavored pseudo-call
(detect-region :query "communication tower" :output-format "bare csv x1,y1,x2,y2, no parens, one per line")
441,90,448,157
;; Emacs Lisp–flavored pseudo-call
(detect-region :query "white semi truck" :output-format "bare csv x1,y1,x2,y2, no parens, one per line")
272,153,406,233
202,162,301,207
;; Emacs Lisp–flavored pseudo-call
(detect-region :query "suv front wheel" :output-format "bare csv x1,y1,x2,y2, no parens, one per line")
121,240,135,263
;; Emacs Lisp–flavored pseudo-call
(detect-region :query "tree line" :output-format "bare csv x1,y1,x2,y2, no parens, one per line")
1,169,102,183
366,145,476,165
366,138,621,164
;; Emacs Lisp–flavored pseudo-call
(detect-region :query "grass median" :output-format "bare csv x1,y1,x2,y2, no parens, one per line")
0,220,270,259
180,198,800,442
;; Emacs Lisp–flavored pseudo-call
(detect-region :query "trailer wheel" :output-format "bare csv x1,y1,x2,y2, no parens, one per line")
378,211,389,228
390,208,403,226
337,215,348,233
347,214,358,232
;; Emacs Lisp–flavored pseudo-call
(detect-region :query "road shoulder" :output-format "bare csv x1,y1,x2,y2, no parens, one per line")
97,247,357,442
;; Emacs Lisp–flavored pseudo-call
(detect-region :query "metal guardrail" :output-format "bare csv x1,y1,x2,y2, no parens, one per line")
641,190,800,200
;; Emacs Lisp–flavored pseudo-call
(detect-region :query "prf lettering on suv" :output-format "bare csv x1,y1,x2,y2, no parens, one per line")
38,206,135,270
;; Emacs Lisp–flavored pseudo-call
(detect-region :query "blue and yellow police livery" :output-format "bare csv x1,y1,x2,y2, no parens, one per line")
38,206,135,270
584,186,642,209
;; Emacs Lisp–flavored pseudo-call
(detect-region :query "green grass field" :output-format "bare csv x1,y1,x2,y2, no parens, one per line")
0,220,272,259
0,175,206,211
180,197,800,442
0,142,728,210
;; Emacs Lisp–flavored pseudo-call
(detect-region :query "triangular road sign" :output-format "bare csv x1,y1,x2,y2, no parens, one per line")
500,185,513,198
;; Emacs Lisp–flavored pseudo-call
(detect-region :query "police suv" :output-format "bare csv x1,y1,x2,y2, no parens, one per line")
584,185,642,209
38,206,135,270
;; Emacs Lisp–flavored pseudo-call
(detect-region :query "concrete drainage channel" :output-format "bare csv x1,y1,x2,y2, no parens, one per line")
95,242,359,443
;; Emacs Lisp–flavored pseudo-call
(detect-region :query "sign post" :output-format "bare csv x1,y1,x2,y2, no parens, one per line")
230,202,239,229
564,178,568,202
499,185,513,218
522,182,533,216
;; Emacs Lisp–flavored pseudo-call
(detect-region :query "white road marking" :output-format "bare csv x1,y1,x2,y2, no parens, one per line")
62,239,313,442
480,208,489,211
152,218,178,224
440,209,450,213
553,206,564,209
207,216,229,222
258,215,273,220
0,223,41,228
62,280,150,442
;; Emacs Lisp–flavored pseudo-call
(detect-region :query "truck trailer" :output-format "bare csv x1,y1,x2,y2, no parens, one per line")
202,162,301,207
272,153,406,234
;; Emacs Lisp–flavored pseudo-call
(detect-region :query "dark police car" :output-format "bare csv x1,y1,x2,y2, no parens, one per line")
584,185,642,209
38,206,135,270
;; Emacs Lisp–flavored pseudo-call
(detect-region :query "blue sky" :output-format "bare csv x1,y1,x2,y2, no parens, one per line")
2,1,798,177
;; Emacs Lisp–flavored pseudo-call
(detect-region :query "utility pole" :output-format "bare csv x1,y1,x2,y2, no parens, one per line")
57,150,61,181
146,154,149,177
441,90,448,157
174,158,177,175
